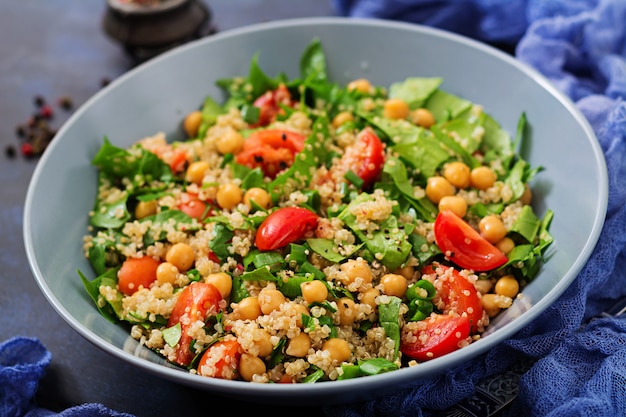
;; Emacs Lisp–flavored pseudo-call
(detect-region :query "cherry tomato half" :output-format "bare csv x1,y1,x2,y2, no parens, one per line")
251,84,293,127
235,129,306,178
255,207,319,251
338,128,385,188
196,339,242,379
177,192,211,221
434,210,507,271
167,282,223,366
400,314,471,361
424,264,484,334
117,256,160,296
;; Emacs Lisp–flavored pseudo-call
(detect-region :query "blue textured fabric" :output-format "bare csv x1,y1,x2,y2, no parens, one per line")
0,337,132,417
328,0,626,416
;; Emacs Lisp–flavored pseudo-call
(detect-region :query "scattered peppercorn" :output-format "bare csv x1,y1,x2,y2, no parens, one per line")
5,145,16,158
9,77,113,160
57,95,73,110
34,95,45,107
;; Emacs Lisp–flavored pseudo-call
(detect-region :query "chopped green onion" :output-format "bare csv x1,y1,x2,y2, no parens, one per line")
344,169,364,189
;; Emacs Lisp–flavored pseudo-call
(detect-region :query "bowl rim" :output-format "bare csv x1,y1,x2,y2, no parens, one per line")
23,16,608,401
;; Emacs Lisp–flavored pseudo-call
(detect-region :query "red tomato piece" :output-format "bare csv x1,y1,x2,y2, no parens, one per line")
424,264,484,333
400,314,471,361
338,128,385,188
167,282,223,366
167,148,189,173
117,256,160,296
177,192,211,221
144,142,188,173
255,207,319,251
197,340,242,379
434,210,508,271
242,129,305,154
235,129,306,178
251,84,293,127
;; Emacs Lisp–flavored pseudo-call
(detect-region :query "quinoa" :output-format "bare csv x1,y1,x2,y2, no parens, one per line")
80,39,554,384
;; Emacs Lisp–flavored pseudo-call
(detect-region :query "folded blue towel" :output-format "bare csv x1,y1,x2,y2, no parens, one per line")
3,1,625,416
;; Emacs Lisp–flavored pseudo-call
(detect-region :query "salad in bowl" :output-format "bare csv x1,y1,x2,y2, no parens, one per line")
80,38,553,383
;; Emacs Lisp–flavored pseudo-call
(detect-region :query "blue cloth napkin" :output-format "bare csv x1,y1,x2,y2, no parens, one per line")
0,337,133,416
4,1,626,416
329,0,626,416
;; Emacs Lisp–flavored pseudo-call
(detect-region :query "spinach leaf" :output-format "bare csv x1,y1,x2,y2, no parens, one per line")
424,88,472,121
378,296,402,360
78,268,122,323
338,194,412,271
300,37,327,84
388,77,442,109
209,223,234,261
92,137,173,183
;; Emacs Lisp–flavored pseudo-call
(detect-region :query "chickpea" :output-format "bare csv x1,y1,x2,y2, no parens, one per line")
410,108,436,128
438,195,467,218
243,187,272,211
322,338,351,362
216,183,242,210
258,288,286,315
332,111,354,128
494,275,519,299
380,273,408,298
480,293,502,317
165,242,195,272
470,166,497,190
253,330,274,357
425,176,454,204
443,161,471,189
495,237,515,254
479,215,507,244
339,259,373,285
185,160,210,185
347,78,373,94
336,297,357,326
215,126,244,155
238,353,266,382
520,184,533,205
233,296,262,320
205,272,232,298
300,280,328,304
474,278,493,294
383,98,410,120
290,303,310,328
134,200,157,220
183,110,203,137
156,262,178,285
286,332,311,357
359,287,380,310
394,264,415,280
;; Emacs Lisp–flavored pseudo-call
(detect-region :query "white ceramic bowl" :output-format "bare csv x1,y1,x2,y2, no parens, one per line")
24,17,607,405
